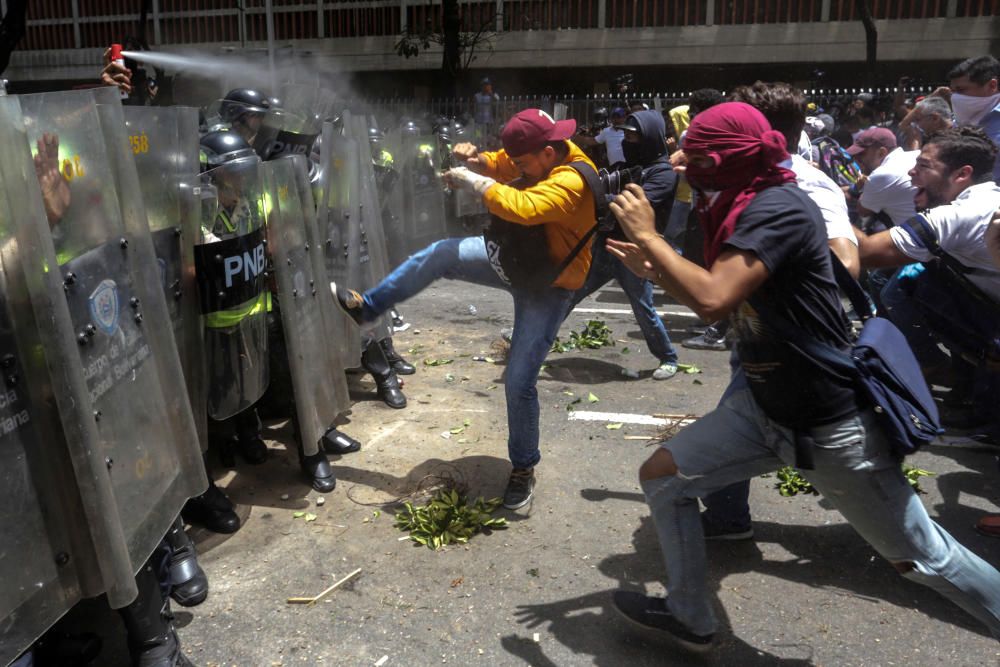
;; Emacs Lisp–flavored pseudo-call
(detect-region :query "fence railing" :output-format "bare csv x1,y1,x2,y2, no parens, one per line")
16,0,996,51
346,85,939,138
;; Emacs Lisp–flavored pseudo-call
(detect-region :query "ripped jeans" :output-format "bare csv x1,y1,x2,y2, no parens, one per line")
642,381,1000,639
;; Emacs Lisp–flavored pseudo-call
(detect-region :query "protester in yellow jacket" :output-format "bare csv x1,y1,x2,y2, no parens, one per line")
332,109,598,511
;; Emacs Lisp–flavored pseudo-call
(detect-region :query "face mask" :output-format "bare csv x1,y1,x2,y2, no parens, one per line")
951,92,1000,125
622,140,642,166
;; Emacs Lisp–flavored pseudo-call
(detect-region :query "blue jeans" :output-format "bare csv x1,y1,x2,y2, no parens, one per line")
664,199,691,249
879,268,950,369
362,236,573,469
643,383,1000,638
566,238,678,365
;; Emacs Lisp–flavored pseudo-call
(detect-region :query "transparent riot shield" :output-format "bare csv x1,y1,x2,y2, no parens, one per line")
348,114,394,342
316,120,363,367
262,156,350,455
123,105,207,452
0,97,141,659
194,155,270,421
394,129,449,261
253,107,321,162
0,89,207,656
293,147,357,400
18,87,206,562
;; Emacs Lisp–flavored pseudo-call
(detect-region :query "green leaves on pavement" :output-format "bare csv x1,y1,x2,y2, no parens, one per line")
395,489,507,550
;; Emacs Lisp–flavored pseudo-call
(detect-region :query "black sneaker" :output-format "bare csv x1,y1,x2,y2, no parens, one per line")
330,281,365,325
701,512,754,541
503,467,535,510
612,591,715,652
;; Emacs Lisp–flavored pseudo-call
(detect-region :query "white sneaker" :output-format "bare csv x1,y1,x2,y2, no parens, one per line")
652,362,678,381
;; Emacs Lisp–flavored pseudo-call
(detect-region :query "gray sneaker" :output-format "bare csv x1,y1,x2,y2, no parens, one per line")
503,468,535,509
681,329,728,351
652,362,678,381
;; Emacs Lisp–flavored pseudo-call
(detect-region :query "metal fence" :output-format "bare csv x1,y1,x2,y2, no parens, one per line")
17,0,997,51
347,84,939,139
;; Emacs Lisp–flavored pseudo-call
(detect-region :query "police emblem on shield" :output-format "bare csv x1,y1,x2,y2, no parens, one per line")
88,279,120,335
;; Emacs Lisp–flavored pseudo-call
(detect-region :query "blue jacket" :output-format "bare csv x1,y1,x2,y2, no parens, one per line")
625,109,677,235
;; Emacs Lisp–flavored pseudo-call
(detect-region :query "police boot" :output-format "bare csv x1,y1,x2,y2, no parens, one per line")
119,561,193,667
379,337,415,375
234,408,268,464
361,339,407,409
164,516,208,607
298,443,337,493
321,427,362,456
182,478,240,534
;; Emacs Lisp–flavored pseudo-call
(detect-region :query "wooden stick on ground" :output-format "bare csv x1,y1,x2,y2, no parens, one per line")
287,568,362,605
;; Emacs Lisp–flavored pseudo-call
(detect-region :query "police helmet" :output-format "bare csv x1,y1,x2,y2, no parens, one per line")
219,88,271,123
199,130,258,172
368,126,385,145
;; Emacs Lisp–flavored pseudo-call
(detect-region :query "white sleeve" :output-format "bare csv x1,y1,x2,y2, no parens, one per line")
888,214,939,262
813,186,857,245
793,159,857,245
858,170,893,213
595,128,607,145
797,131,813,161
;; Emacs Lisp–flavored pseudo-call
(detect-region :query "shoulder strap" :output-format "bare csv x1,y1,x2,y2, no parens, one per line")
828,249,876,320
900,214,944,258
546,162,605,283
568,161,611,221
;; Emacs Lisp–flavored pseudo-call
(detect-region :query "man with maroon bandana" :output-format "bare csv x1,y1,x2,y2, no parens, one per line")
603,102,1000,651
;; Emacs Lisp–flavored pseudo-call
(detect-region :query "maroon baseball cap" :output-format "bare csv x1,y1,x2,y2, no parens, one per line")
501,109,577,157
846,127,897,155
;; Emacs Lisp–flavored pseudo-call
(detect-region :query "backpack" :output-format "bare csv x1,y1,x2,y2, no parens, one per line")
811,135,862,189
900,214,1000,362
483,161,607,290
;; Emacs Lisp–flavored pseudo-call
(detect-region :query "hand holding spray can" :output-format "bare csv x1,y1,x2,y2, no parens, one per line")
110,43,128,99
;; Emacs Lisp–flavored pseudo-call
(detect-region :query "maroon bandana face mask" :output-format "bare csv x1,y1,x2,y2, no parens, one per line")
682,102,795,266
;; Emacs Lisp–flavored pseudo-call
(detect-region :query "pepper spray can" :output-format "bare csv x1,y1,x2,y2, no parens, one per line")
110,43,128,99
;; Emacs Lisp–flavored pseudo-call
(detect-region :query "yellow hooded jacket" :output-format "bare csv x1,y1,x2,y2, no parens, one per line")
668,105,693,205
477,141,596,291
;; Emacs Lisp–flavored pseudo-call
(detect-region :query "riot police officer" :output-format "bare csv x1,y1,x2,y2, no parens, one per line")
218,88,271,145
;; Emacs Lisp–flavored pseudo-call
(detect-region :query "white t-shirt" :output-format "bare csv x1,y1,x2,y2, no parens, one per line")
783,154,857,245
596,126,625,165
859,148,918,227
796,130,813,162
889,181,1000,297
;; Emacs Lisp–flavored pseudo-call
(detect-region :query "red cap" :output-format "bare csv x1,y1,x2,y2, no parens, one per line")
501,109,576,157
110,43,124,61
846,127,897,155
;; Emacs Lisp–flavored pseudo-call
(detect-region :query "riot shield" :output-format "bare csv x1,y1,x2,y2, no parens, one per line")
0,89,207,656
316,120,362,367
262,156,350,455
0,115,127,657
252,107,321,162
123,105,207,452
194,155,270,421
19,87,206,560
390,128,449,264
347,113,394,342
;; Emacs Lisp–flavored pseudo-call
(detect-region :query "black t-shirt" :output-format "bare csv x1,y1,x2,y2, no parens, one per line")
723,184,858,429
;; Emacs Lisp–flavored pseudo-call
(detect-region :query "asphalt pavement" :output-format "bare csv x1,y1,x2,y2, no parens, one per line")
53,280,1000,666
